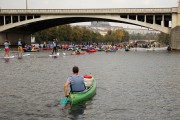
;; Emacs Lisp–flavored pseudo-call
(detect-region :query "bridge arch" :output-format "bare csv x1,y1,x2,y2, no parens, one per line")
0,15,171,34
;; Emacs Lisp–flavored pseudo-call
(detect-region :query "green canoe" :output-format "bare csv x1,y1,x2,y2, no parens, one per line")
69,77,96,105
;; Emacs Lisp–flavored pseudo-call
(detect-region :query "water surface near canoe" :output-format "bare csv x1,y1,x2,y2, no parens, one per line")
0,50,180,120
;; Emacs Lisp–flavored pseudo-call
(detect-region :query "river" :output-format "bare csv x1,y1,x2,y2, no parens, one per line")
0,49,180,120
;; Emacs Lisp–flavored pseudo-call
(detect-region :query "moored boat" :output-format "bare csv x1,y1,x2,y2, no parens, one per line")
146,47,168,51
86,49,96,52
105,49,117,52
41,48,52,50
69,75,96,105
71,52,85,55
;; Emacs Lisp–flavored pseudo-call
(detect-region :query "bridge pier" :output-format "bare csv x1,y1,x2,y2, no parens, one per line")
0,32,31,46
170,1,180,50
170,26,180,50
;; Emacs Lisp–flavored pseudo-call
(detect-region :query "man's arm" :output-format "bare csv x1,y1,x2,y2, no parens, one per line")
64,81,70,97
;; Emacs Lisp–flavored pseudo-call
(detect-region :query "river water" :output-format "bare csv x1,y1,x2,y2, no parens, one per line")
0,49,180,120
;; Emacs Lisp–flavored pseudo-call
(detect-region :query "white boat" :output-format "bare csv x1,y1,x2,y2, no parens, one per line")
146,47,168,51
130,47,146,51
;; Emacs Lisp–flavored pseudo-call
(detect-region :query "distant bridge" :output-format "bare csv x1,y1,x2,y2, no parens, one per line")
0,1,180,49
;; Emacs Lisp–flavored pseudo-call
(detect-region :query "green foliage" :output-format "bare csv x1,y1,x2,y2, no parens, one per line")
129,32,158,41
104,29,128,44
122,31,129,42
158,32,170,45
34,25,130,44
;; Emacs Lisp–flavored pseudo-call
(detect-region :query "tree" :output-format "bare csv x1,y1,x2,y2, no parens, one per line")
57,25,73,42
82,27,92,42
35,25,129,44
122,31,129,42
158,32,170,45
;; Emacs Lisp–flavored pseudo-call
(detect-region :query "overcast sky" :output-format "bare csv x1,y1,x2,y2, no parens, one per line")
0,0,178,9
0,0,179,28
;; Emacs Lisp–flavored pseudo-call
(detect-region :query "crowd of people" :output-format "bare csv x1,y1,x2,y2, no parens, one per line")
0,39,130,58
1,38,169,58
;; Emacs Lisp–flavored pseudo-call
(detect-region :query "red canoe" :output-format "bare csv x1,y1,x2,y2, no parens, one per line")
86,49,96,52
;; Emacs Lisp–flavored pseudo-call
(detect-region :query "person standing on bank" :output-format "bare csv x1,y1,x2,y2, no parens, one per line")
52,40,57,55
18,38,23,57
4,39,10,57
64,66,86,97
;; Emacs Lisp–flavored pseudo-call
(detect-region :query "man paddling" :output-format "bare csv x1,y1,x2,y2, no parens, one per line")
64,66,86,97
18,38,23,58
52,40,57,55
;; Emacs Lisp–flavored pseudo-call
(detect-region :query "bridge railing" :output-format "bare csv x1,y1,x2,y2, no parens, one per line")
0,8,177,14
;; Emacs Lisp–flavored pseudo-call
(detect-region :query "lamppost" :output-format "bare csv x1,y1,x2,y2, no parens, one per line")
26,0,28,9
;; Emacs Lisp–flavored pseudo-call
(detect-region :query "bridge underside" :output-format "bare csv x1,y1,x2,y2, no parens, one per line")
0,16,175,48
0,14,171,33
2,17,149,33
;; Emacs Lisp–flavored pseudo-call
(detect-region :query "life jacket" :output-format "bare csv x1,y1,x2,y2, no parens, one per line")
53,42,57,47
18,41,22,46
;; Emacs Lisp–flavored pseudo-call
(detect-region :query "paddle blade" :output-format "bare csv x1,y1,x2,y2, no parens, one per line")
60,97,68,105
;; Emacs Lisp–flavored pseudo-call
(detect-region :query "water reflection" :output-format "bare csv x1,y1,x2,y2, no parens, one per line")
60,101,87,120
4,58,10,63
68,103,86,120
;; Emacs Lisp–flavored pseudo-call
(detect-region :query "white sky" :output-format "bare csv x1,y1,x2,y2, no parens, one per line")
0,0,179,28
0,0,178,9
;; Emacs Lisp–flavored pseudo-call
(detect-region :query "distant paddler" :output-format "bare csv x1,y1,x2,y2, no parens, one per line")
52,40,57,55
18,38,23,58
4,39,10,57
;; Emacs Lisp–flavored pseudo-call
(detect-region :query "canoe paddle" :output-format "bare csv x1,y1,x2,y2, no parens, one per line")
60,97,69,105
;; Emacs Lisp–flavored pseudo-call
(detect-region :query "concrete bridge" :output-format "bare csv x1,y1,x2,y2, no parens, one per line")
0,1,180,49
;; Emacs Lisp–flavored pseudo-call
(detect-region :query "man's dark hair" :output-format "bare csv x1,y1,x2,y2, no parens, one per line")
72,66,79,73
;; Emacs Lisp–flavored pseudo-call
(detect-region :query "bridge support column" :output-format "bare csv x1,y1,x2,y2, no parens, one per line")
153,15,155,24
178,0,180,26
170,0,180,50
3,16,5,25
170,26,180,50
11,16,13,24
161,15,164,27
18,16,20,22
